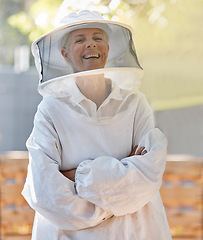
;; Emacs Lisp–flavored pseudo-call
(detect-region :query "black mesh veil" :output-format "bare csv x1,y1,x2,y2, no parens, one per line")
31,11,143,98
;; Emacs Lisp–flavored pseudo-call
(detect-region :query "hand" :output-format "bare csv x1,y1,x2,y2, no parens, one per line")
61,168,76,182
129,145,147,157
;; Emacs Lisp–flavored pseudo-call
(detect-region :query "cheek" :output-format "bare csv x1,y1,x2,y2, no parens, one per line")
102,47,109,60
103,44,109,56
71,48,83,64
70,44,82,55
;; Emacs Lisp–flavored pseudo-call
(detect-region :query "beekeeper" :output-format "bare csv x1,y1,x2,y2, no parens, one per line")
22,10,172,240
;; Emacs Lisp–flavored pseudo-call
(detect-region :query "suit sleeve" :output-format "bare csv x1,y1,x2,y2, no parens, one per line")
22,103,112,231
75,94,167,216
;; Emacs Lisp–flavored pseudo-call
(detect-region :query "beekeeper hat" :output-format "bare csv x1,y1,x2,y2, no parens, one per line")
32,10,142,83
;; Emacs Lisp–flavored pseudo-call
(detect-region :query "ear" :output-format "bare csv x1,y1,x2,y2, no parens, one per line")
61,48,71,63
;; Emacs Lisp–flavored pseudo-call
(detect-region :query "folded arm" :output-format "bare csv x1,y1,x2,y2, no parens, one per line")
75,95,167,216
61,145,147,181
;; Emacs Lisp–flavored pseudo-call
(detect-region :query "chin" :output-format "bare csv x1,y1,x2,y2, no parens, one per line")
86,64,105,71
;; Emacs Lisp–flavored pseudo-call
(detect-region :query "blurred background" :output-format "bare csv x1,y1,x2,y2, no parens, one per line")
0,0,202,239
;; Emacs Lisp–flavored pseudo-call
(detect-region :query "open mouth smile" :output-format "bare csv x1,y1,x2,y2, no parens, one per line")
83,54,100,59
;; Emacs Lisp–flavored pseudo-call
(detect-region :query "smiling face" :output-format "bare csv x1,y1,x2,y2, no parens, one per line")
61,28,109,72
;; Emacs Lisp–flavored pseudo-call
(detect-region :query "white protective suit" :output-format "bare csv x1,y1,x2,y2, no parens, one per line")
22,10,172,240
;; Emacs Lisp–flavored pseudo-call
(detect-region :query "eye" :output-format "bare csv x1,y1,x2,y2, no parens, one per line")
75,38,85,44
94,37,102,41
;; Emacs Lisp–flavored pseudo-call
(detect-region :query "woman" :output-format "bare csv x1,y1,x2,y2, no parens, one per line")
22,10,172,240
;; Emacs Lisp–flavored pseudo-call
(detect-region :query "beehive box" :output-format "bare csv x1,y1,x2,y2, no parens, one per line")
0,152,202,239
160,155,203,240
0,152,34,240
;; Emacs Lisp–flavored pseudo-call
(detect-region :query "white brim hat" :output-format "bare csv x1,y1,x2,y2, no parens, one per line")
32,10,143,83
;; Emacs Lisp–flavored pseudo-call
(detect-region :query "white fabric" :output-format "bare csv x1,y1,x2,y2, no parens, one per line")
22,81,172,240
38,68,143,99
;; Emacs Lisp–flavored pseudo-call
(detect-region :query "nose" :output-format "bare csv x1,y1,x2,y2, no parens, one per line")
86,39,96,48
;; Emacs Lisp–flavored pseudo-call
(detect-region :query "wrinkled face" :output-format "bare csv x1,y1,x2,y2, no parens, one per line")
62,28,109,72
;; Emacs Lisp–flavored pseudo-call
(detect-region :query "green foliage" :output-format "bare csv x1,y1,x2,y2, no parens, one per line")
6,0,203,52
8,12,33,36
7,0,63,42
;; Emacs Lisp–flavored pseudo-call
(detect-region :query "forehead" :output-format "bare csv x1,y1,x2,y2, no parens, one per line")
71,28,105,37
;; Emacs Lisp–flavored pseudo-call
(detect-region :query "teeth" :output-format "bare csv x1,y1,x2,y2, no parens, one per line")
84,54,100,59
